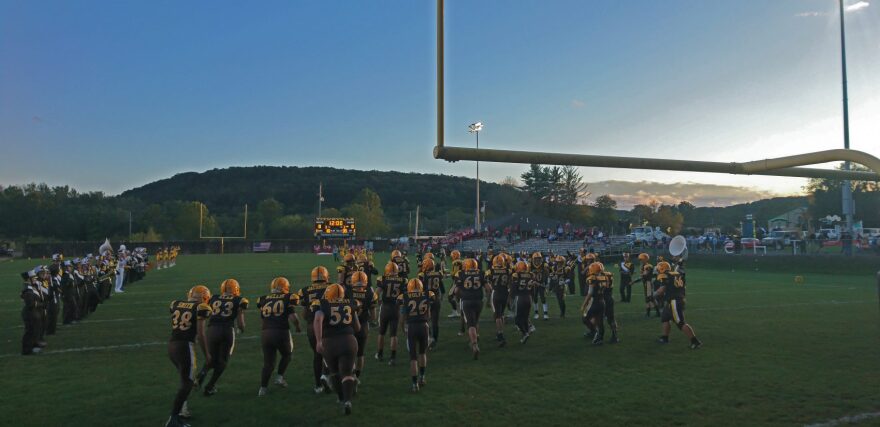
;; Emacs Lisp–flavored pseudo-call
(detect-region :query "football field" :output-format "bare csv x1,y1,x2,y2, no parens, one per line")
1,253,878,426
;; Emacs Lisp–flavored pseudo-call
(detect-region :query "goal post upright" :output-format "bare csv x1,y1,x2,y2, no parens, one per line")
431,0,880,181
198,203,248,254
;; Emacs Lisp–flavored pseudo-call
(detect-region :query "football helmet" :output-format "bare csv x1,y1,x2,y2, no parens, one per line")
344,253,355,264
384,262,399,276
188,285,211,304
271,277,290,294
424,252,434,261
656,261,671,274
463,258,478,271
638,253,650,263
422,258,435,273
407,278,424,293
450,250,461,261
220,279,240,296
492,255,505,268
391,249,402,259
588,262,604,275
350,271,368,287
514,261,529,273
311,266,329,283
324,283,345,301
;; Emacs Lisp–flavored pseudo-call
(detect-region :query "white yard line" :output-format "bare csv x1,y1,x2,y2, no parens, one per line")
0,335,260,359
805,411,880,427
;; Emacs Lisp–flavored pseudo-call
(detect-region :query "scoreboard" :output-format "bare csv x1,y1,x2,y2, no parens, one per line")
314,218,356,239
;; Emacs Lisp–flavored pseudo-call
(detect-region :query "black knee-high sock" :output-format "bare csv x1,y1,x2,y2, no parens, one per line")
334,375,344,401
278,353,291,376
342,378,355,402
206,365,225,389
312,352,323,387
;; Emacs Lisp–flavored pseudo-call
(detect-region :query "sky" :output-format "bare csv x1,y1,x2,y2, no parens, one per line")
1,0,878,207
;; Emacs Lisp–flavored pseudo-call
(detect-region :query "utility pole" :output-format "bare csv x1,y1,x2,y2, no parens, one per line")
318,182,324,217
838,0,854,254
128,211,132,240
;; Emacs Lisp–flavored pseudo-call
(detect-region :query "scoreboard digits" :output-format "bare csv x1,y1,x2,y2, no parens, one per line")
314,218,356,239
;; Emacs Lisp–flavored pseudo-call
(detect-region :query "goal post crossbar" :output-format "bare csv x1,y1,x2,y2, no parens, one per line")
431,0,880,181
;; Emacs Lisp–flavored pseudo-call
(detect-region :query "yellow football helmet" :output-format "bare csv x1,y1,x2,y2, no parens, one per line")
324,283,345,301
638,253,650,263
344,253,355,264
463,258,478,271
311,266,329,283
555,255,566,263
271,277,290,294
656,261,671,274
424,252,434,261
450,250,461,261
421,258,435,273
351,271,368,286
220,279,240,296
384,262,399,276
188,285,211,304
514,261,529,273
588,262,604,275
391,249,402,259
492,255,505,268
407,278,424,293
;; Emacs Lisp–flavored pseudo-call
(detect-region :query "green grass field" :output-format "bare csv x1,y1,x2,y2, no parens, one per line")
1,253,878,426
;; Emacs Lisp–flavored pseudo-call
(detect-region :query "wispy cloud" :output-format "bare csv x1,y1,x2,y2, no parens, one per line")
846,1,870,12
31,116,43,123
797,1,869,17
586,180,782,209
570,99,585,109
795,11,824,17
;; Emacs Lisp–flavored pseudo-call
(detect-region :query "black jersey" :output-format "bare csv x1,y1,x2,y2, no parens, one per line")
486,267,511,293
393,256,410,278
350,285,377,322
376,275,406,305
587,274,608,299
311,298,357,337
169,300,212,342
456,270,486,301
207,294,249,328
397,290,436,324
257,293,299,330
297,282,330,322
418,270,445,294
510,272,534,297
531,262,548,286
601,272,614,297
659,272,685,301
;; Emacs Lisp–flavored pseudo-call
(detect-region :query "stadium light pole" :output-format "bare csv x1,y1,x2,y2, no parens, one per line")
469,121,483,232
838,0,854,252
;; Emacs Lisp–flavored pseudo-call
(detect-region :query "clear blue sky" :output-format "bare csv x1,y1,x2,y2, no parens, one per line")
1,0,878,204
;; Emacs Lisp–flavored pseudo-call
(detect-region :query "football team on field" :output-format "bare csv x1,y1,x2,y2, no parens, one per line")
162,247,701,427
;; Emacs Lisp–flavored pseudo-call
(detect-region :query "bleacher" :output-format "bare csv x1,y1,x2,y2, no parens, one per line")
453,236,635,259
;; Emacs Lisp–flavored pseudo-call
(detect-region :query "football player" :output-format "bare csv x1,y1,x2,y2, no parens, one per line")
349,271,376,383
455,258,492,359
446,250,462,318
312,284,361,415
485,254,511,347
654,261,702,349
298,267,331,393
197,279,248,396
356,253,380,288
580,263,606,345
417,258,445,349
337,253,358,288
165,285,211,427
530,252,549,320
391,249,410,279
618,253,634,303
397,278,434,391
256,277,299,396
548,255,569,318
599,264,619,343
638,253,660,317
374,262,405,365
509,261,535,344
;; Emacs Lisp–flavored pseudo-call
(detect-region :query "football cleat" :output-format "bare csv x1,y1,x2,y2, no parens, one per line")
374,352,383,361
195,369,208,389
418,376,426,387
178,402,191,418
533,313,539,320
447,310,460,318
592,336,603,345
657,336,669,344
343,401,353,415
274,375,288,388
690,339,702,350
520,333,530,344
320,374,333,391
609,336,620,344
543,314,549,320
258,387,268,397
203,386,217,397
411,383,420,393
472,344,480,360
31,347,42,354
313,385,325,394
528,324,536,333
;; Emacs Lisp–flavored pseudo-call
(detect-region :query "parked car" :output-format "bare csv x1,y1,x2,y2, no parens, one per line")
741,237,760,249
